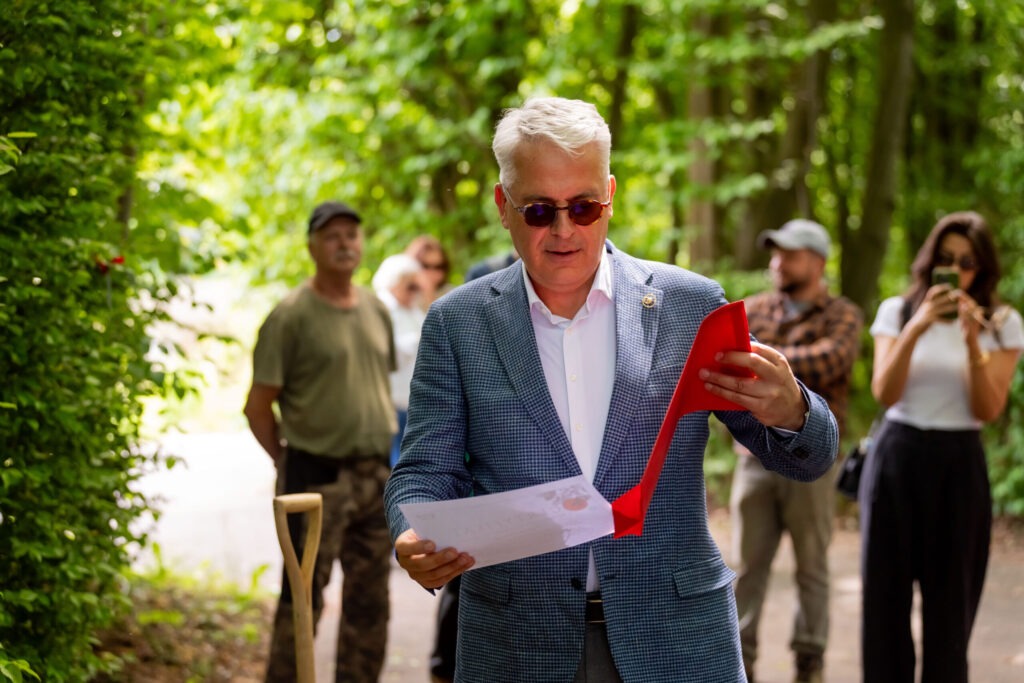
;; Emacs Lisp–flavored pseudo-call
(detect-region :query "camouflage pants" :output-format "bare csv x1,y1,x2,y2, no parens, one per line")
266,449,391,683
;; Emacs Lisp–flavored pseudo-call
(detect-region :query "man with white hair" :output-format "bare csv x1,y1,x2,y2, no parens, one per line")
385,97,839,682
731,219,863,683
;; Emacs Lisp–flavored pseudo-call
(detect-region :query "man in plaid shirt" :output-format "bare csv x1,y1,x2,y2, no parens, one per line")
731,219,863,683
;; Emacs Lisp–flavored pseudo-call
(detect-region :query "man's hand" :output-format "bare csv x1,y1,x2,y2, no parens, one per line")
699,342,808,431
394,528,475,590
243,383,285,462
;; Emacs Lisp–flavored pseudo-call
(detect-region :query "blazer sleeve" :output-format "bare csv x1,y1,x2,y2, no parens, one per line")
383,303,473,543
719,382,838,481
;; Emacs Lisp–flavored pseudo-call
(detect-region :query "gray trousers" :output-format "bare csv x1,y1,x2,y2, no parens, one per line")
730,452,834,671
573,622,624,683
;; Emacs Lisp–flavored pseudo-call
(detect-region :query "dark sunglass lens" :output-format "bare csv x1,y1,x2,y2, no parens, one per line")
524,204,556,227
936,253,954,267
960,257,978,271
569,201,604,226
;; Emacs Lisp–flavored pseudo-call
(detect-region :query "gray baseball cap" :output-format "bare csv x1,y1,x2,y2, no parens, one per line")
757,219,831,258
308,200,362,234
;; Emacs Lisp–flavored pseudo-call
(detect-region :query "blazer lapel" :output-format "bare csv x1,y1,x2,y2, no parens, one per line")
594,250,661,488
484,268,579,473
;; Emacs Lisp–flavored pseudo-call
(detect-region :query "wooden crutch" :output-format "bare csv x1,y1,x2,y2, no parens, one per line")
273,492,323,683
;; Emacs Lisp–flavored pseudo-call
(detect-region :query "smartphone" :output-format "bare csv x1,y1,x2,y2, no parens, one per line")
932,266,959,319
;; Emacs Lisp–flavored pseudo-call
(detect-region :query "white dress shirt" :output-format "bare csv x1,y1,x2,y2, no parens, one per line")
522,252,616,590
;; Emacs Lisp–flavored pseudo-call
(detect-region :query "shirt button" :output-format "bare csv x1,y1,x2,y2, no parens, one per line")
570,374,577,382
574,423,583,432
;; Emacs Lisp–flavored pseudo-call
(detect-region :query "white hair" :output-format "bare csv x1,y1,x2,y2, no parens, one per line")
372,253,421,296
492,97,612,188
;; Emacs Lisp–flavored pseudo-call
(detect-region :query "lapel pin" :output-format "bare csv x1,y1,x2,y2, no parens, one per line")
642,294,656,309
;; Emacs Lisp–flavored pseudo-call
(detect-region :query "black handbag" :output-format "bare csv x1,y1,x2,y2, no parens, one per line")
836,416,883,500
836,438,868,500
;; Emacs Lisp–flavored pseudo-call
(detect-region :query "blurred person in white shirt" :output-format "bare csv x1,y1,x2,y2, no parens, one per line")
373,253,426,467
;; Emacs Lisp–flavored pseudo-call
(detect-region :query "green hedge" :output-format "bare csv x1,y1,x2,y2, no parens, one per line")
0,237,163,681
1,1,177,679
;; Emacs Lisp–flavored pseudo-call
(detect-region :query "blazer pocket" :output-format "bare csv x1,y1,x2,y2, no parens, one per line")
647,366,683,401
462,566,512,607
671,555,736,600
648,364,683,384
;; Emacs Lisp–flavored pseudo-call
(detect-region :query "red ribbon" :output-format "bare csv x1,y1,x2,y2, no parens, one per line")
611,301,753,537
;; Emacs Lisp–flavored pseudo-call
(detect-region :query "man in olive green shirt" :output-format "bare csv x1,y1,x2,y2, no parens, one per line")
244,200,396,683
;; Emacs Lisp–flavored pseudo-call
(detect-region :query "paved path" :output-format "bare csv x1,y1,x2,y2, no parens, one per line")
139,432,1024,682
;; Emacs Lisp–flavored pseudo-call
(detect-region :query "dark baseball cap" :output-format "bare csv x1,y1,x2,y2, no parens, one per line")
308,200,362,234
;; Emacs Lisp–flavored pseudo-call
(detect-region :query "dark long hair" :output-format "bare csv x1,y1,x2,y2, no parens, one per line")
904,211,1001,315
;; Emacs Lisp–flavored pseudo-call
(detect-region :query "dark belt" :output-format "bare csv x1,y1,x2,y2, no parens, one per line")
585,591,605,625
288,447,388,466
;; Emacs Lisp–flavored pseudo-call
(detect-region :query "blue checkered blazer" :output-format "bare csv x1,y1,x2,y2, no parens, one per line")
384,243,837,683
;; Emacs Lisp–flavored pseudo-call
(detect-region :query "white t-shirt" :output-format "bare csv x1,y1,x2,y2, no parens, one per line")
376,289,426,411
870,296,1024,430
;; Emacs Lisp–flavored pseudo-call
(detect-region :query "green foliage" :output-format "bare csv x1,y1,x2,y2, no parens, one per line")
0,133,32,177
132,0,1024,514
136,0,890,282
984,214,1024,516
987,367,1024,517
0,236,167,681
0,650,41,683
0,1,195,679
706,261,773,303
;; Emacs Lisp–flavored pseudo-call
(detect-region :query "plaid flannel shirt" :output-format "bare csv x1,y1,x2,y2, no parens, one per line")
745,286,864,434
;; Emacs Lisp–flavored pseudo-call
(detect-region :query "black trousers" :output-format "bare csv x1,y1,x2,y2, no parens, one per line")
430,574,460,679
859,421,990,683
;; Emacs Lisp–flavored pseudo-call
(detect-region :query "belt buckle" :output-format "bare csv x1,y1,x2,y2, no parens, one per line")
585,593,605,625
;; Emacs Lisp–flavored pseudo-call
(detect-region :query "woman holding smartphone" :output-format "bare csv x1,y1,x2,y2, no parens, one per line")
861,211,1022,683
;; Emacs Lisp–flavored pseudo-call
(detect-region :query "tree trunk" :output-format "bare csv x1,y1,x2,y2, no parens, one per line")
740,0,836,268
652,83,685,265
607,3,640,146
687,84,715,265
687,13,717,265
842,0,915,312
737,58,774,270
825,50,857,261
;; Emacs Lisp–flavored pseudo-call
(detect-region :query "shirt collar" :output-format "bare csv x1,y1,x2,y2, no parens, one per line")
522,250,614,323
